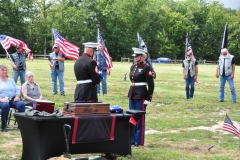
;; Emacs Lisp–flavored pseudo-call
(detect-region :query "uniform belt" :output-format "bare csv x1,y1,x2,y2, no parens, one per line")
77,79,92,84
131,82,147,86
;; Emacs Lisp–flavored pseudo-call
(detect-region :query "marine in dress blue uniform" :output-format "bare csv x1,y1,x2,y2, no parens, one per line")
128,48,154,146
74,42,101,102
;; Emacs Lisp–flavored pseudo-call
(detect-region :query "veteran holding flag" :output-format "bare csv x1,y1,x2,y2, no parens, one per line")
74,42,101,102
128,47,154,147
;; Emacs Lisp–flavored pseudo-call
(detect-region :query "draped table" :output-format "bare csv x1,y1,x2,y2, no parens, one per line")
14,110,145,160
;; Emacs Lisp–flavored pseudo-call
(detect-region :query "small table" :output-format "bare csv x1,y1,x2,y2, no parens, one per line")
14,110,145,160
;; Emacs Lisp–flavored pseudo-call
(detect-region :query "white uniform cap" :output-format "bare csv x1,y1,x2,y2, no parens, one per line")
82,42,99,49
132,47,146,56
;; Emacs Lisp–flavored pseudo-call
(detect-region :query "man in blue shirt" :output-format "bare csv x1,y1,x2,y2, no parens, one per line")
93,44,108,96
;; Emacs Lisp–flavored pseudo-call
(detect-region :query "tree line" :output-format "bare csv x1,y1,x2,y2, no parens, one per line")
0,0,239,63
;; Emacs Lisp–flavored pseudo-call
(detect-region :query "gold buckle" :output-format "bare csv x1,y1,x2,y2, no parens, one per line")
131,82,135,86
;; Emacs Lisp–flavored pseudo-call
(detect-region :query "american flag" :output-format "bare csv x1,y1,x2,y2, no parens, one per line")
186,34,195,59
222,114,240,138
52,29,79,60
186,33,198,83
0,34,29,50
97,29,112,75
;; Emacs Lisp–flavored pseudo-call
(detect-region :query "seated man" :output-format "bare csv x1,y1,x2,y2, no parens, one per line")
22,71,43,106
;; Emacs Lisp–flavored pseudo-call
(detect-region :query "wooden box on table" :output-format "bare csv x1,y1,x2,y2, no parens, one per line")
63,102,110,116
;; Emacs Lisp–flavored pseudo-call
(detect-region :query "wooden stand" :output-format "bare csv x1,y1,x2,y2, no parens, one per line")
63,102,110,116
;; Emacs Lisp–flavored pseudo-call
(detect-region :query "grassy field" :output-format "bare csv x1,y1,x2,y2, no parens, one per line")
1,59,240,160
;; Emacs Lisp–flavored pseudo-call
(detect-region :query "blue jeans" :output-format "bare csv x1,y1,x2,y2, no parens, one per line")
0,100,25,130
220,76,236,102
129,99,146,145
185,73,195,98
97,71,107,94
12,70,25,85
51,69,64,94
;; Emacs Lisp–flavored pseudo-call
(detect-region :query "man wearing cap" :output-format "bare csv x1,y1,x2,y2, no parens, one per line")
74,42,101,102
182,51,198,99
93,44,108,96
216,48,236,103
48,44,65,96
128,47,154,146
10,44,31,85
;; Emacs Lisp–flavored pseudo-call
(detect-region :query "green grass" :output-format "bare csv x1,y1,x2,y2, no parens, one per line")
1,59,240,159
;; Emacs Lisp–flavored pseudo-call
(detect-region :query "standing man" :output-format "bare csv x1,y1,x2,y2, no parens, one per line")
48,44,65,96
182,51,198,99
216,48,236,103
74,42,101,102
10,44,31,85
93,44,108,96
128,47,154,146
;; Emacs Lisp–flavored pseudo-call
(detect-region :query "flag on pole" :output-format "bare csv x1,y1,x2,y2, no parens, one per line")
0,34,29,50
185,33,198,83
52,29,80,60
218,23,228,56
97,29,112,75
137,33,156,79
222,114,240,138
186,33,195,59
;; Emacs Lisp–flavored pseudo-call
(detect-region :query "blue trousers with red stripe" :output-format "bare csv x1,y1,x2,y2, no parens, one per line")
129,99,146,145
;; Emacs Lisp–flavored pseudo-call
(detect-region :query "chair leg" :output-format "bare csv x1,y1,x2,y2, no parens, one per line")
7,109,17,125
7,109,13,125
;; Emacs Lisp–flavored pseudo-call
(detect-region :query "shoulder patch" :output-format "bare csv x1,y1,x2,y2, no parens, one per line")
95,66,98,74
148,71,152,76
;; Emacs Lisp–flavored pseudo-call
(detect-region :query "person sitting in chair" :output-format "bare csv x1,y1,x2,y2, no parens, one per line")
22,71,43,106
0,64,25,132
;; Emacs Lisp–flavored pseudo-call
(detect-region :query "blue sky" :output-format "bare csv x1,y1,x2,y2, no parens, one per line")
212,0,240,10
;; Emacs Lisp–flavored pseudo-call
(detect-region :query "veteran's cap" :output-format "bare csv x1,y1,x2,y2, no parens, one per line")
16,44,21,49
53,44,59,48
186,51,193,56
132,47,146,57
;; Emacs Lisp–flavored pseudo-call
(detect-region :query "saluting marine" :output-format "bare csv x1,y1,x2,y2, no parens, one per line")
128,47,154,146
74,42,101,102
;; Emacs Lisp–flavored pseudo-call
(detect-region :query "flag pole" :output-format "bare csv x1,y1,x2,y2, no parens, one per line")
52,28,54,46
185,33,188,59
4,49,13,62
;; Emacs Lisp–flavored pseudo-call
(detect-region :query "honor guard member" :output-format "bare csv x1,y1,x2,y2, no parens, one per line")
128,47,154,146
74,42,101,102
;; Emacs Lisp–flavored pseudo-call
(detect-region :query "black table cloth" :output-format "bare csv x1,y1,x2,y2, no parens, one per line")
14,110,145,160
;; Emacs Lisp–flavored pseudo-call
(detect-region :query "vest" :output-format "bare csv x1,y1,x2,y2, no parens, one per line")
95,51,107,71
23,82,40,104
12,52,26,70
218,54,233,76
183,58,196,77
49,52,64,71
